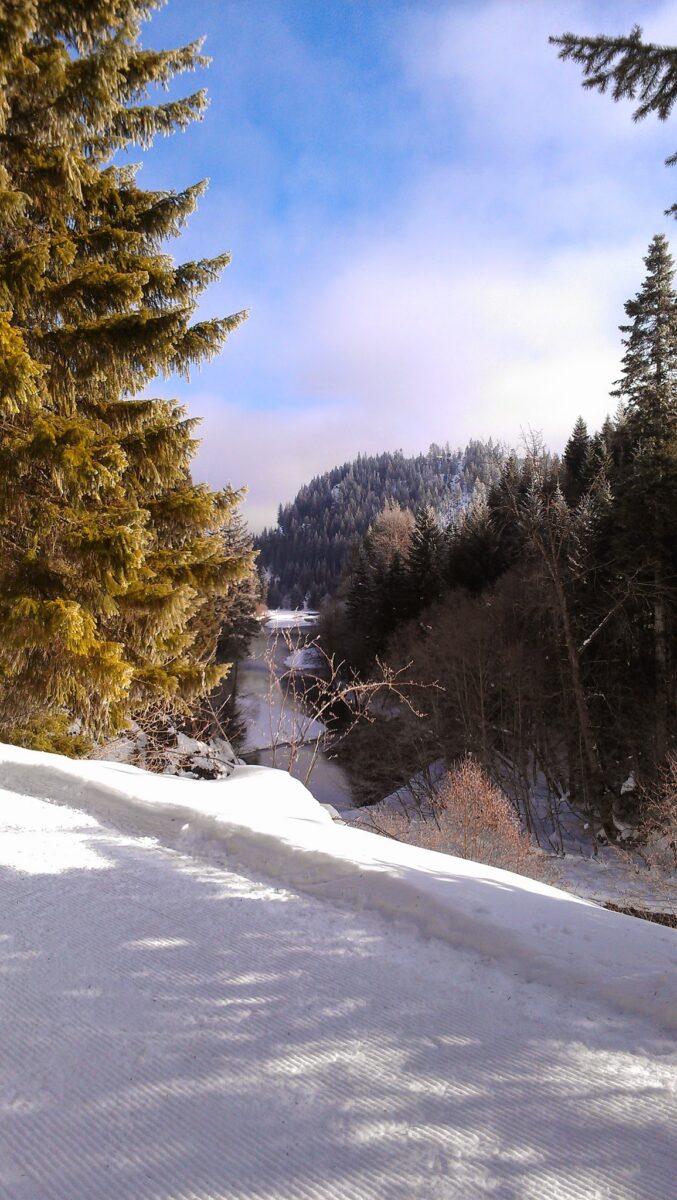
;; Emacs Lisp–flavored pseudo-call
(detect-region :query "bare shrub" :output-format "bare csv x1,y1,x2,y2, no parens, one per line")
94,698,239,778
372,756,546,879
639,755,677,873
386,573,564,841
262,624,432,788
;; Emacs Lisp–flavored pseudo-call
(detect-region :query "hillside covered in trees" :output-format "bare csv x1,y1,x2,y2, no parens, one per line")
323,236,677,838
256,441,505,607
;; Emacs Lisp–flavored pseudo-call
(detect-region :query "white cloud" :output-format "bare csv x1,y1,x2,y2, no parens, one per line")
188,0,677,530
401,0,677,154
193,235,637,529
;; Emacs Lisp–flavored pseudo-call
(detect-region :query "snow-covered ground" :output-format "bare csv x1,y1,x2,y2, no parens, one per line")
1,742,675,1199
345,764,677,918
284,644,324,672
553,844,676,915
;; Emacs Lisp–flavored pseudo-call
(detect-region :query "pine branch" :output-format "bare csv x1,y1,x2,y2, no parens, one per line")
551,26,677,214
550,26,677,122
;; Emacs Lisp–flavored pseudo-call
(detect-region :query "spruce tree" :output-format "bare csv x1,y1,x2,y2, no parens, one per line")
563,416,592,503
406,506,444,614
445,485,503,594
345,545,379,661
0,1,250,747
377,550,409,646
612,234,677,761
216,512,260,666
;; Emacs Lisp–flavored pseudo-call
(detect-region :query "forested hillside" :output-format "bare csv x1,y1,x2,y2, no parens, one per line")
325,236,677,834
257,441,505,607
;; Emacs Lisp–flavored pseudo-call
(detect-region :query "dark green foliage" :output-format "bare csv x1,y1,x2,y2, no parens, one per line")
563,417,593,503
551,26,677,122
216,512,261,665
407,507,444,612
611,234,677,759
613,236,677,567
445,486,504,594
341,503,415,668
345,546,378,631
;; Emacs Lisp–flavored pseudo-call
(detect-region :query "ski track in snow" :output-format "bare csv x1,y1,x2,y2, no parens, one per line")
1,794,676,1200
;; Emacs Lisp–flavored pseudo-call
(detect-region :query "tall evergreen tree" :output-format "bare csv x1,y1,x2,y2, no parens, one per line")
563,416,592,503
0,1,250,747
344,544,380,668
445,484,503,594
377,550,410,645
612,234,677,760
406,506,444,614
216,511,260,666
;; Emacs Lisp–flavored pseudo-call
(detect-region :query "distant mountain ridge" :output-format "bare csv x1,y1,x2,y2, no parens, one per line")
256,441,506,607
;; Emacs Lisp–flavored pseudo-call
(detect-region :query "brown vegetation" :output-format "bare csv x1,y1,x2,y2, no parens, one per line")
370,757,546,880
639,754,677,873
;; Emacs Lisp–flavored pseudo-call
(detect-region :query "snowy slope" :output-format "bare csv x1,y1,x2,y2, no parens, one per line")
1,742,676,1199
1,741,674,1033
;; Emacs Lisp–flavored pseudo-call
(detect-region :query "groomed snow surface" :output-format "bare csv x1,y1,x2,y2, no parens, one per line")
0,743,675,1200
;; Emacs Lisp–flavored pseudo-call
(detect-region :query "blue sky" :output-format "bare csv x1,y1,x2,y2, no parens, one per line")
137,0,677,529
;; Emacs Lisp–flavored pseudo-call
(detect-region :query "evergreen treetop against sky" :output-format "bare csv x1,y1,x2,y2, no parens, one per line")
130,0,677,530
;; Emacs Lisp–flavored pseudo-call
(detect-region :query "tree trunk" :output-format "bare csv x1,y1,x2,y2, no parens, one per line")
654,581,669,764
550,568,611,826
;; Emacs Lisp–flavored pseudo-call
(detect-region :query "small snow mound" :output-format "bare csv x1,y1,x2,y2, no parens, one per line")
284,645,323,672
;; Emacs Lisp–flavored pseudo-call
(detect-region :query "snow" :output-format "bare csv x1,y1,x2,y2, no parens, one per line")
553,846,677,915
343,762,677,917
235,688,326,755
1,741,675,1031
1,741,676,1198
620,771,637,796
507,770,676,914
284,644,324,671
340,759,448,822
264,607,319,630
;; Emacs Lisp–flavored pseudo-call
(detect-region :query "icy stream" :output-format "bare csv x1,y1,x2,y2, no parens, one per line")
231,611,354,809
